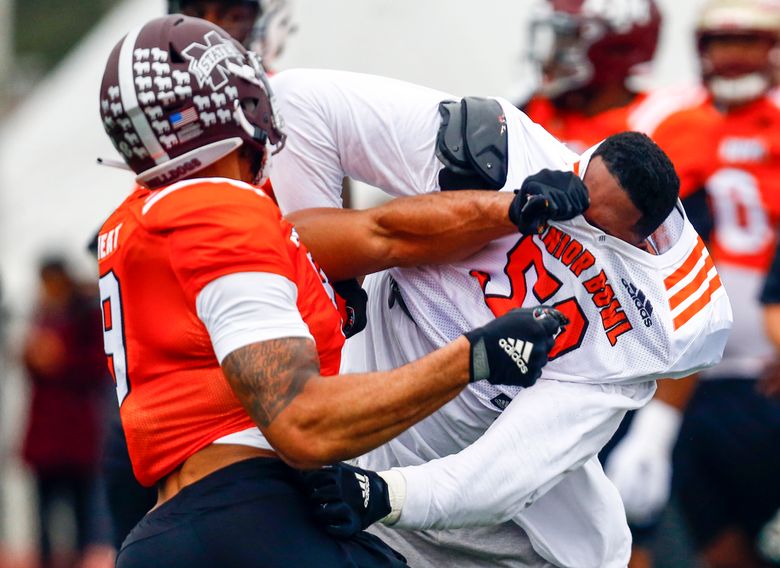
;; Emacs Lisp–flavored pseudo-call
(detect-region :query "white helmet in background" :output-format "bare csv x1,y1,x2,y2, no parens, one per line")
697,0,780,104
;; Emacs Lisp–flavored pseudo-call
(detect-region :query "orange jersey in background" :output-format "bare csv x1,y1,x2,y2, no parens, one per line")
653,96,780,271
97,178,344,486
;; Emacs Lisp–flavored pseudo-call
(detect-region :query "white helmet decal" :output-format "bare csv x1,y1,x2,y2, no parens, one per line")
182,31,244,90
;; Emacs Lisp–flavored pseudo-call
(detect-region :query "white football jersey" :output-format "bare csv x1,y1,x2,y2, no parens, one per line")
270,68,448,212
269,68,733,567
270,68,732,395
398,207,732,403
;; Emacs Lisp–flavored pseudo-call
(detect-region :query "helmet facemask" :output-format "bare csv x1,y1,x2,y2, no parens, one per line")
699,32,778,104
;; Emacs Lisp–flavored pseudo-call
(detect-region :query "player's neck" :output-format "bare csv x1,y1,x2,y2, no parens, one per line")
188,150,246,184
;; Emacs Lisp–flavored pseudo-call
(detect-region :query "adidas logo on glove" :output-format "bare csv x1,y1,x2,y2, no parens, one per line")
498,337,533,374
356,472,370,508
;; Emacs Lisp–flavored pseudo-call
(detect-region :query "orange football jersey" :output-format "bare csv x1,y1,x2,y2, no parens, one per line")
97,178,344,486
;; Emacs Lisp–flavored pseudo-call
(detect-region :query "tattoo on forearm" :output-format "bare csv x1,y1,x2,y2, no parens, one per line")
222,338,319,428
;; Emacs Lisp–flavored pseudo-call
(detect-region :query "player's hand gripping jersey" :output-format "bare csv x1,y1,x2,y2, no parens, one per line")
96,178,344,486
528,84,720,195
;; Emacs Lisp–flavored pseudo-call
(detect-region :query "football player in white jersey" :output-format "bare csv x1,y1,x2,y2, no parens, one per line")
269,69,732,568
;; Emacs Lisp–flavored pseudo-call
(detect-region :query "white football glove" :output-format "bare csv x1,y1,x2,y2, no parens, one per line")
605,399,682,525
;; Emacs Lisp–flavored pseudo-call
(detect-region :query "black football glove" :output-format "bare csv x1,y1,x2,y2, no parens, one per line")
509,169,590,235
301,462,390,538
332,279,368,338
464,306,568,387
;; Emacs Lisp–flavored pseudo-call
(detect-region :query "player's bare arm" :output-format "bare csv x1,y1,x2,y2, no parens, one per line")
287,191,514,282
222,336,467,469
222,308,564,470
289,172,589,282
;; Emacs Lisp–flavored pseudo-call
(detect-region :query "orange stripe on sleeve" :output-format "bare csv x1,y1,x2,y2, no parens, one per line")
669,254,716,311
665,237,706,290
672,274,722,330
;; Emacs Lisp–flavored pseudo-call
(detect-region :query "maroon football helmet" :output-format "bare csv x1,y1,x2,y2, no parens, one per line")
99,15,285,188
529,0,662,98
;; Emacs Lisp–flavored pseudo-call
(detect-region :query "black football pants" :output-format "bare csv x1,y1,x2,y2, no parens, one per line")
116,457,407,567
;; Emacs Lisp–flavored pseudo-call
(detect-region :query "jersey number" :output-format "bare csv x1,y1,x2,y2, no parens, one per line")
99,271,129,405
707,168,771,255
471,236,588,359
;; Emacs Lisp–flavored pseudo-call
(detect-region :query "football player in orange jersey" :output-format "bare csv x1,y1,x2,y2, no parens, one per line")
97,15,576,568
100,2,295,548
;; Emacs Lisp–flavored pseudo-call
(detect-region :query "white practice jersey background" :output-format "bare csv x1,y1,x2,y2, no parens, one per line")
269,69,733,567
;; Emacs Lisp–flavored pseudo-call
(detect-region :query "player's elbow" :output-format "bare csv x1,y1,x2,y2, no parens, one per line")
273,438,339,470
265,408,347,469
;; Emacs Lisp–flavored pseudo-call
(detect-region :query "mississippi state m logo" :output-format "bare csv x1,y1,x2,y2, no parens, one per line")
182,31,243,90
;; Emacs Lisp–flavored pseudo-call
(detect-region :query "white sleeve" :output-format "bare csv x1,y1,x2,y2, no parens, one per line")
391,379,655,530
270,69,451,215
196,272,313,364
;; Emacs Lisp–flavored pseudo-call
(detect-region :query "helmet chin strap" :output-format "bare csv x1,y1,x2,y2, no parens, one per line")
234,103,271,185
708,73,770,105
234,98,285,156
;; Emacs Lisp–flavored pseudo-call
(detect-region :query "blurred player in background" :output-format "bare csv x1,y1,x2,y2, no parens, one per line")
98,15,574,567
270,67,732,568
20,256,108,568
668,2,780,567
758,227,780,566
247,0,296,70
522,0,661,152
168,0,259,46
521,0,718,193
